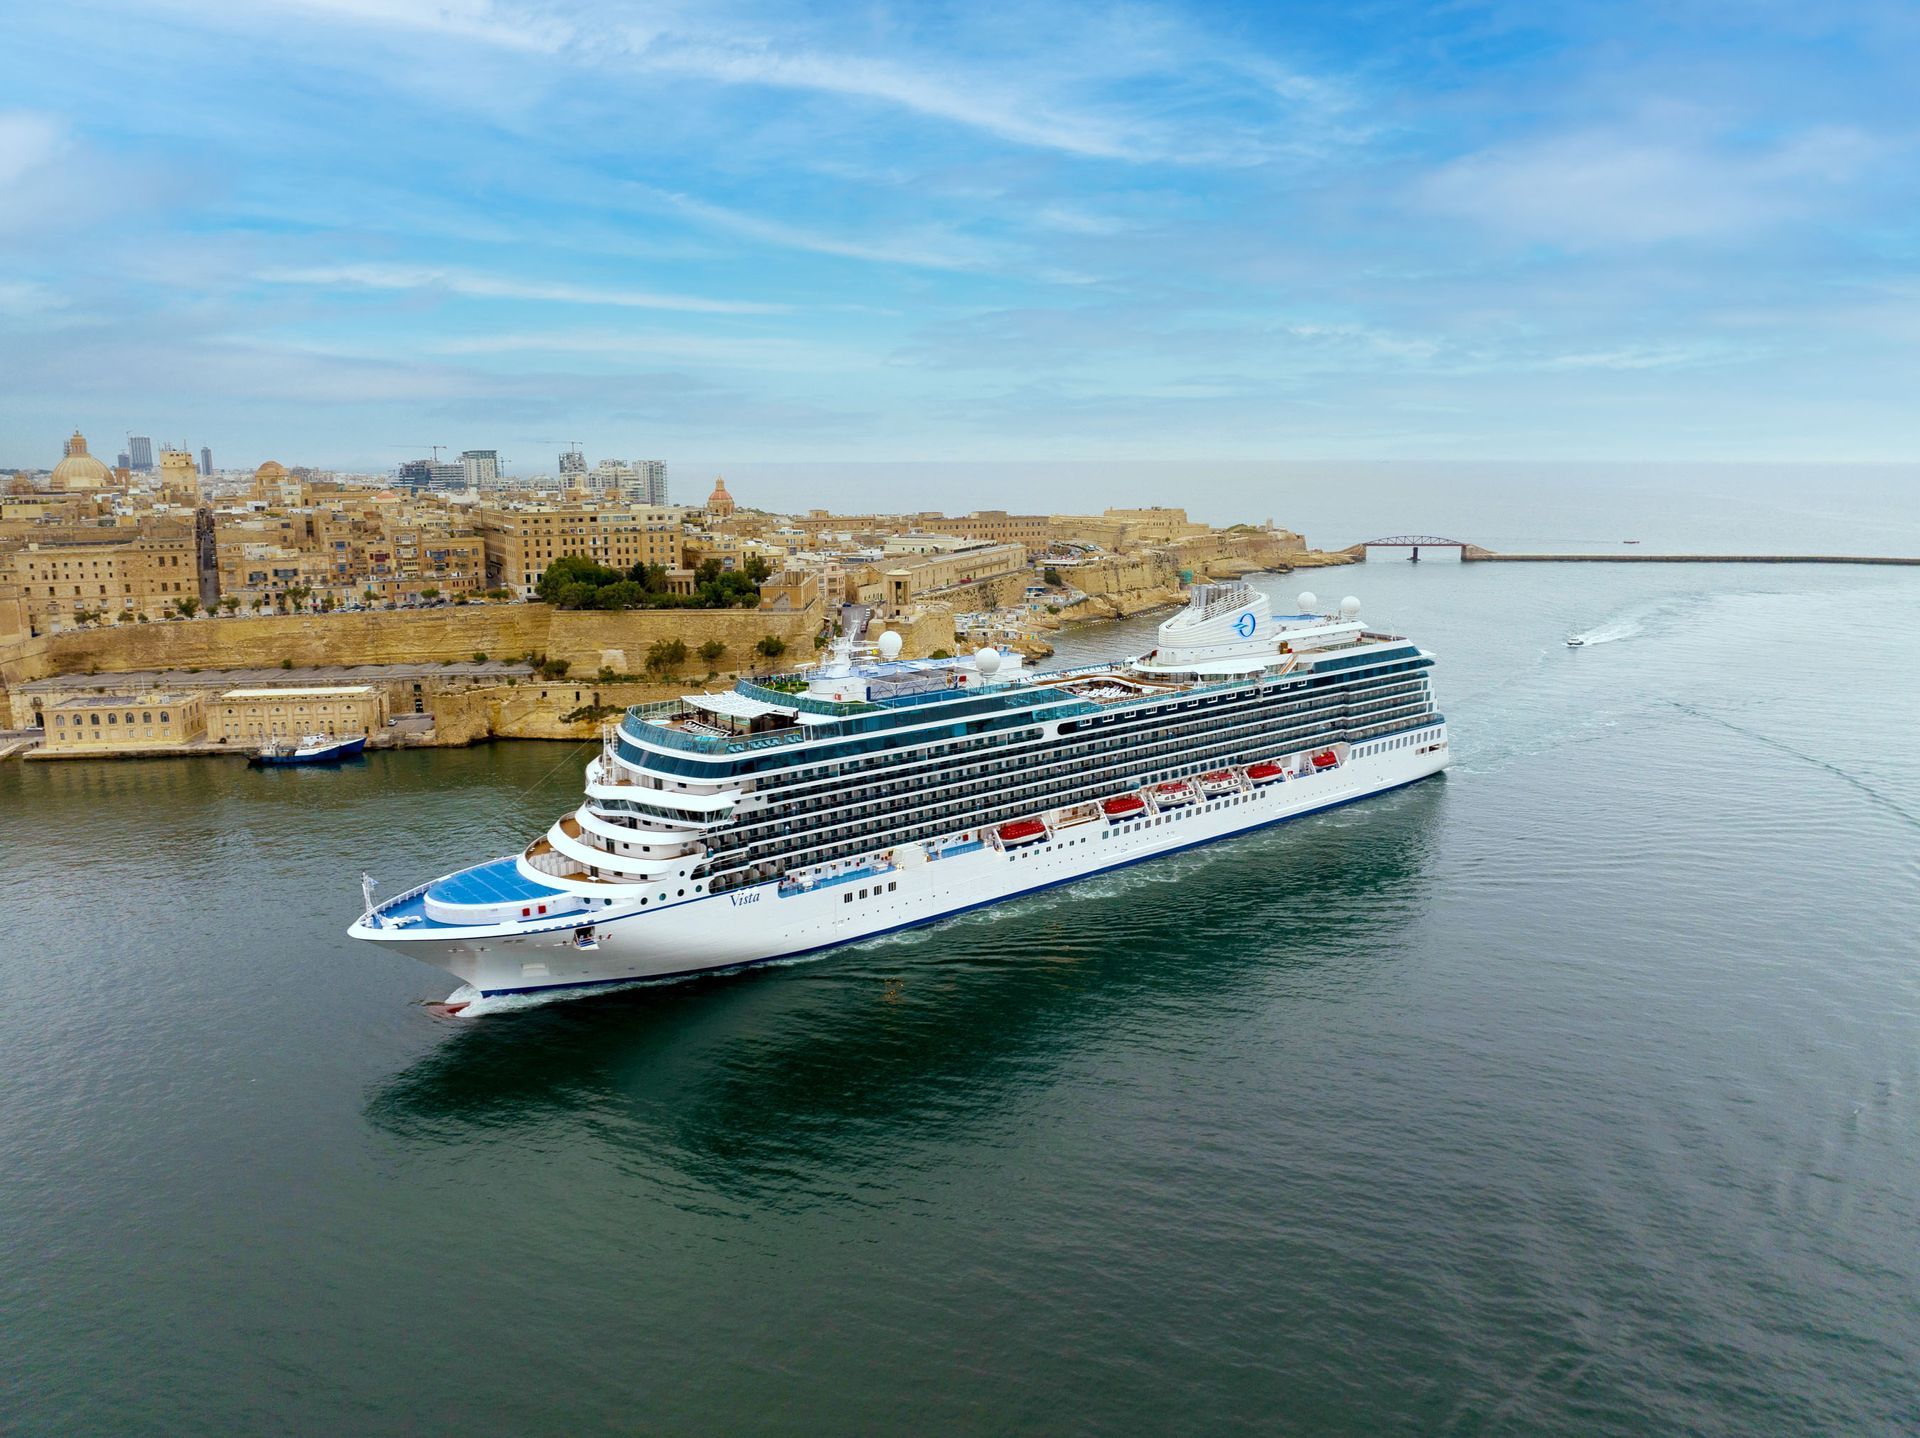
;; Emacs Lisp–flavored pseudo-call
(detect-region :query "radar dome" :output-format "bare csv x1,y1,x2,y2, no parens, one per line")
974,646,1002,676
1296,591,1317,613
1340,595,1361,620
876,630,903,660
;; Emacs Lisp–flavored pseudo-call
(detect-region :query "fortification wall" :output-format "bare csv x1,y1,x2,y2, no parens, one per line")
0,601,823,690
875,608,957,660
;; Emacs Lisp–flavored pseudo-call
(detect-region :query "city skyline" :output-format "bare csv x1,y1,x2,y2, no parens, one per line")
3,1,1919,466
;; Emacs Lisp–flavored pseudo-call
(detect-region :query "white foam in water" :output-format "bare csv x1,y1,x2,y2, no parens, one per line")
1568,619,1642,646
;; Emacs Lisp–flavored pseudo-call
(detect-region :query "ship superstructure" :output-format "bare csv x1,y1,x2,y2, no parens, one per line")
350,583,1448,1005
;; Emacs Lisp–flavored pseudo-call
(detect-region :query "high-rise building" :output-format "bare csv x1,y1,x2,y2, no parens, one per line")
635,459,668,506
199,446,213,476
117,451,132,471
430,461,464,488
396,458,434,490
461,449,500,487
128,436,154,471
558,446,586,478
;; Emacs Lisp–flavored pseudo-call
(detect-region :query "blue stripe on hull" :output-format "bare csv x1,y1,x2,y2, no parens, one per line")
476,768,1445,999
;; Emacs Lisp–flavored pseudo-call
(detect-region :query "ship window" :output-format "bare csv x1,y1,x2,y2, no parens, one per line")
843,892,852,904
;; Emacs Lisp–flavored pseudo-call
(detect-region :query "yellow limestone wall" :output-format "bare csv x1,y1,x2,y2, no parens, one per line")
0,602,823,689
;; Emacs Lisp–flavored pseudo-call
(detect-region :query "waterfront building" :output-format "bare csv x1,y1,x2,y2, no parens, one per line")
43,691,206,750
209,685,387,745
461,450,500,488
9,660,534,732
127,436,154,472
473,501,683,597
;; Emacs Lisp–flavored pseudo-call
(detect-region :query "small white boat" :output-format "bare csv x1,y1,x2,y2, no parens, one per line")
1565,636,1586,648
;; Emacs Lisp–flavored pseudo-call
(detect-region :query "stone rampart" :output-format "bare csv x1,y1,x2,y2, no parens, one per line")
0,601,823,690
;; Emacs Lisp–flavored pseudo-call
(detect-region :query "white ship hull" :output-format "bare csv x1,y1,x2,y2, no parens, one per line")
352,731,1447,1000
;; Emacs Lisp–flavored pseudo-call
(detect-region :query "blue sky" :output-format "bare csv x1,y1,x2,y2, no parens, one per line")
3,0,1919,475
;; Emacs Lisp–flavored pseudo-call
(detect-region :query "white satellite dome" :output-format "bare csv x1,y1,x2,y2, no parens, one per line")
974,646,1002,676
1296,591,1318,613
876,630,903,660
1340,595,1361,620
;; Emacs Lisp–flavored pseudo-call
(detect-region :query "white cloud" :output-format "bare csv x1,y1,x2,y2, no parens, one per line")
254,263,787,314
641,189,1005,272
0,111,63,189
1417,122,1884,247
425,329,866,370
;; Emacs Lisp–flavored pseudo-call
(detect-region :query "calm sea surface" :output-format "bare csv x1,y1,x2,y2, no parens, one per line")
4,488,1919,1434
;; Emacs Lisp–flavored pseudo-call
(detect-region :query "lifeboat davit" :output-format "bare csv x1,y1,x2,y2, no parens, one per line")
1153,781,1196,807
998,818,1048,847
1246,762,1284,785
1312,749,1339,769
1102,794,1147,819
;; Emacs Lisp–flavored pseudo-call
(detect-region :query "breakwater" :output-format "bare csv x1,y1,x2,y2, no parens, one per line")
1470,553,1920,565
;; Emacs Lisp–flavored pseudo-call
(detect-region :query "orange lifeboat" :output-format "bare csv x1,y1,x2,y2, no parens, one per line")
1246,762,1284,785
1102,794,1147,819
998,818,1048,846
1312,749,1339,769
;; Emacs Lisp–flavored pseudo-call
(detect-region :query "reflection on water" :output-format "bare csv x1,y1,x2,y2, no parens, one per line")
367,786,1446,1200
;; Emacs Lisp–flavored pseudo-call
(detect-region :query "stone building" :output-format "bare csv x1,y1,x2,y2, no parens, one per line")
47,431,121,494
853,541,1027,613
6,531,201,632
208,685,388,744
42,691,206,750
473,502,683,597
932,510,1050,551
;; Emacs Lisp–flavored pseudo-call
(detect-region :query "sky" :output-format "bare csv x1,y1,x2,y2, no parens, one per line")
3,0,1920,480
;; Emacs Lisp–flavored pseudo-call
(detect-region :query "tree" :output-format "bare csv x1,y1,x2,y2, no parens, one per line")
697,638,727,666
319,594,337,612
363,588,379,604
420,586,440,602
473,651,489,663
1043,566,1064,588
743,554,772,584
647,638,689,673
755,634,787,665
538,555,618,605
175,597,200,618
251,596,267,612
219,596,240,615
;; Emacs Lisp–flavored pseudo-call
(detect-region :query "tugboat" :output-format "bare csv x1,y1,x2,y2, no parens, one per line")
249,733,367,767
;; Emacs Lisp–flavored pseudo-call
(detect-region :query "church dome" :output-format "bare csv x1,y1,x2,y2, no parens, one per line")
255,460,288,480
706,475,735,515
50,430,113,491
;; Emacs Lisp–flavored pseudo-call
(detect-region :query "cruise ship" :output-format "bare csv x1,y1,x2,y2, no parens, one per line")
350,583,1448,1007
